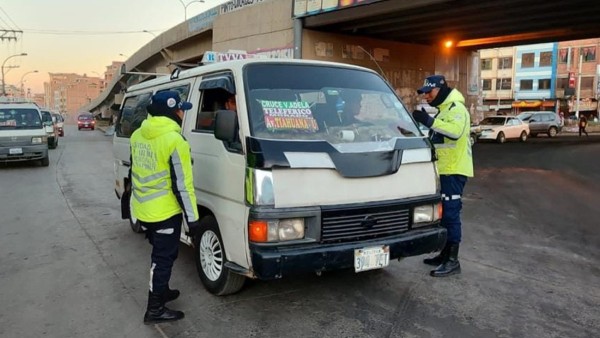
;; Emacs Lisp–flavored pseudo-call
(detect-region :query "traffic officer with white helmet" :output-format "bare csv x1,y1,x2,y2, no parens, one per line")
130,90,200,324
412,75,474,277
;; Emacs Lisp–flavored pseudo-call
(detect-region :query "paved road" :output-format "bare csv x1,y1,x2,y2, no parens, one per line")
0,127,598,338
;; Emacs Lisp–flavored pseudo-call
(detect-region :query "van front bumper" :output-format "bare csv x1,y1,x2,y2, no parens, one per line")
249,227,446,280
0,145,48,162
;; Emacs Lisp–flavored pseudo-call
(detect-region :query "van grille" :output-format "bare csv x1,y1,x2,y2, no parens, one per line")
321,206,410,243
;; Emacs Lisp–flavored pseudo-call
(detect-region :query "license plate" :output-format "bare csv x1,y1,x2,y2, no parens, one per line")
9,148,23,155
354,245,390,272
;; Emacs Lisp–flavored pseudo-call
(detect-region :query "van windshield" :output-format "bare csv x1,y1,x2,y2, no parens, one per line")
0,108,42,129
244,64,421,152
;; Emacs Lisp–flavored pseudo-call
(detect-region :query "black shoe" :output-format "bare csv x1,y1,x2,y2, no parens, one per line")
430,243,461,277
143,291,185,325
423,243,450,266
164,288,180,303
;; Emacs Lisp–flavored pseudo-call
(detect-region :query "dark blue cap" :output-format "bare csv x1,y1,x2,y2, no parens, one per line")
147,91,192,116
417,75,448,94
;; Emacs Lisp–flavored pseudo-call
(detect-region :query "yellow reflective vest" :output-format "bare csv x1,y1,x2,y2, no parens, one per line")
130,116,199,223
429,89,474,177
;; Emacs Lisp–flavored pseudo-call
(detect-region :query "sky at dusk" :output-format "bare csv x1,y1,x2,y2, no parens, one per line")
0,0,228,94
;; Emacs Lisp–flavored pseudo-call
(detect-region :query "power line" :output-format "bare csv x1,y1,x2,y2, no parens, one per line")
20,28,167,36
0,6,20,30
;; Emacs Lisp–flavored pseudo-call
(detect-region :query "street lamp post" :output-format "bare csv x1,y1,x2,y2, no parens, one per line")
143,30,157,38
177,0,205,21
2,52,27,96
20,70,38,98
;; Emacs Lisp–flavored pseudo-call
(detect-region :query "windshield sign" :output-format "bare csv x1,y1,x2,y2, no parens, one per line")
244,64,421,152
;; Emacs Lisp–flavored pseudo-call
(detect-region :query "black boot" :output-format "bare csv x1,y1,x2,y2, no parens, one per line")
143,291,185,325
430,243,461,277
423,243,450,266
164,288,180,303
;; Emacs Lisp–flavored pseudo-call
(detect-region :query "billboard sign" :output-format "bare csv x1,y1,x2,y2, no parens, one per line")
293,0,384,17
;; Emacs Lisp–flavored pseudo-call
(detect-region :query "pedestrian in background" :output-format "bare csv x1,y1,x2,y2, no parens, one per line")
579,114,588,137
130,91,200,324
412,75,474,277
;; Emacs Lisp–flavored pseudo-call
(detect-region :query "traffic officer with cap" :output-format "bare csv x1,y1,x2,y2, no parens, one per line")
412,75,474,277
129,90,200,324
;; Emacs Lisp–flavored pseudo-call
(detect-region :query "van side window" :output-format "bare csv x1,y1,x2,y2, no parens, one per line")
116,93,151,138
194,88,231,133
156,84,191,103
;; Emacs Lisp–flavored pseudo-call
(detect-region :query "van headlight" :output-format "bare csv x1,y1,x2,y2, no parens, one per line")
413,202,442,227
249,218,305,242
31,137,44,144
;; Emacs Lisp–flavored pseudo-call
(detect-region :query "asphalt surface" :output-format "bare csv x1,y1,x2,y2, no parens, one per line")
0,126,598,338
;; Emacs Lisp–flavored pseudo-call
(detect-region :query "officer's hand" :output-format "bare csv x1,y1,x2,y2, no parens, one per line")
412,108,434,128
186,220,201,237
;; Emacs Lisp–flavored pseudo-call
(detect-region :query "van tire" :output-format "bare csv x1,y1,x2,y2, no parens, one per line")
194,216,245,295
548,127,558,138
40,155,50,167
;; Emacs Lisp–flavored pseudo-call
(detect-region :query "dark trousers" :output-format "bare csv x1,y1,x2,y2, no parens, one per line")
440,175,468,244
141,213,182,294
579,126,588,137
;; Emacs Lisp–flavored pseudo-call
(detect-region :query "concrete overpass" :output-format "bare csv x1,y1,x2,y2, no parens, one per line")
85,0,600,117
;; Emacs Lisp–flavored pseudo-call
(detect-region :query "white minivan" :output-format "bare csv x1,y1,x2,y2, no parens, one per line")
0,102,49,166
113,54,445,295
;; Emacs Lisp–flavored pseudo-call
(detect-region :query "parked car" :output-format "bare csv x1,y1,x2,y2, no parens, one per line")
77,112,95,130
470,124,482,145
52,112,64,136
477,116,529,143
40,110,59,149
516,111,562,137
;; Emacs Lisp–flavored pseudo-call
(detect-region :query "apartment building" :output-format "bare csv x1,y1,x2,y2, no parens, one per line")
104,61,123,89
44,73,103,115
556,38,599,118
512,43,557,114
479,38,600,119
480,47,514,114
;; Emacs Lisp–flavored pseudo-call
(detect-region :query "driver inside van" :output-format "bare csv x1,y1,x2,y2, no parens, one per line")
21,111,41,126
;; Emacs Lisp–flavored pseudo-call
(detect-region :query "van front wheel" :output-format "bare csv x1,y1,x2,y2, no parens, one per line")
194,216,245,296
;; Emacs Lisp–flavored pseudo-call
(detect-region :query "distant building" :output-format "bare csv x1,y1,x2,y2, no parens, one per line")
479,38,599,118
480,47,514,114
104,61,123,87
32,93,45,108
556,38,599,118
512,43,557,114
44,73,103,116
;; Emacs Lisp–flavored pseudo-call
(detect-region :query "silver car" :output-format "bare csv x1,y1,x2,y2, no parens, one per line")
516,111,562,138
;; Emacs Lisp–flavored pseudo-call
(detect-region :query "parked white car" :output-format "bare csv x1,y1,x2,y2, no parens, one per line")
477,116,529,143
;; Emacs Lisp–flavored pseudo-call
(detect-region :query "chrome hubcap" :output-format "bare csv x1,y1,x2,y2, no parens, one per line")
200,230,223,281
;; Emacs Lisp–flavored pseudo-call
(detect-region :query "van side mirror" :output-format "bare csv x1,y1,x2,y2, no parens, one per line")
214,109,238,142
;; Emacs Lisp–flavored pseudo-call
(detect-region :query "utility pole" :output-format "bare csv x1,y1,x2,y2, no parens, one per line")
0,29,23,42
575,54,583,118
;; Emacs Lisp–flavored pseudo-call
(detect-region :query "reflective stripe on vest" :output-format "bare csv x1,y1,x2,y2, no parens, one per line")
170,149,196,223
